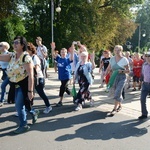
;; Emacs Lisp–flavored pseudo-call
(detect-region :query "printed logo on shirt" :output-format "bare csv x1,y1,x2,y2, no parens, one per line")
57,62,64,67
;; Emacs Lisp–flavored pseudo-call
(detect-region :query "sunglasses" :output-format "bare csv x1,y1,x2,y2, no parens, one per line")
12,40,20,45
145,55,150,57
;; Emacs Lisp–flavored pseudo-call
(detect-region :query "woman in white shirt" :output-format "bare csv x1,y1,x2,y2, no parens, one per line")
27,42,52,114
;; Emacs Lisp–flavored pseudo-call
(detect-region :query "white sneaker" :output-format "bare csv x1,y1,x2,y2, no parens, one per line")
43,106,52,114
75,104,82,111
15,112,19,117
0,102,3,107
90,99,94,107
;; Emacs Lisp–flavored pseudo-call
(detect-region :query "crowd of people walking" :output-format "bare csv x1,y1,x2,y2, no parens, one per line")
0,36,150,134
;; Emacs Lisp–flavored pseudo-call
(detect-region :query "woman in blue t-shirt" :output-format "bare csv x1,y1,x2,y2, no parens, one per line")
51,42,74,106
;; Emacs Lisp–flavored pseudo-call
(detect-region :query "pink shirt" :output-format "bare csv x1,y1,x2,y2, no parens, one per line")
142,63,150,83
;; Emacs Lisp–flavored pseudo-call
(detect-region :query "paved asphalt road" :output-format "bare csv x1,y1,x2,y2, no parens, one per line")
0,68,150,150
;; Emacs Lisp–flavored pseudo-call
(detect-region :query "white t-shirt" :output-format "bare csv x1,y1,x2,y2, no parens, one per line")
36,45,47,60
32,55,43,78
110,56,129,70
117,57,129,69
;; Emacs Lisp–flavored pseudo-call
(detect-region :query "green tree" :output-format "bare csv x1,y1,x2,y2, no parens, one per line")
0,0,144,52
0,16,26,47
129,0,150,52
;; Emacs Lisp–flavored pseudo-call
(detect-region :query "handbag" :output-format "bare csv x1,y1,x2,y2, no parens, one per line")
71,84,77,98
71,84,77,104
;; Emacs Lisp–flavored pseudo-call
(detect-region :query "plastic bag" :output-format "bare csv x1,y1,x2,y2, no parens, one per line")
71,84,77,98
107,70,118,89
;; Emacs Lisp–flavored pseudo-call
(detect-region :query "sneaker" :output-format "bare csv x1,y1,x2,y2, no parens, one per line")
138,115,147,120
32,109,40,124
43,106,52,114
99,85,103,88
0,102,4,107
15,112,19,117
109,109,117,116
75,104,82,111
127,85,130,89
14,125,30,134
116,106,122,112
56,101,63,107
132,88,136,91
90,99,94,107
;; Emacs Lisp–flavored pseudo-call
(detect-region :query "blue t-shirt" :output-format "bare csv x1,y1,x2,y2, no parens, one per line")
56,56,73,80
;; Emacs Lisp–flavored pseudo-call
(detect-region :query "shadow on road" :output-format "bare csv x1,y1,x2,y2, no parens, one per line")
55,119,148,141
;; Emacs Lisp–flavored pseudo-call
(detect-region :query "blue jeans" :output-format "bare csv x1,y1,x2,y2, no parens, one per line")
15,87,27,127
35,78,50,107
140,82,150,116
0,77,9,102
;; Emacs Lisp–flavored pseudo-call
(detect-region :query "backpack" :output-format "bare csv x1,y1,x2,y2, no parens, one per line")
22,54,38,77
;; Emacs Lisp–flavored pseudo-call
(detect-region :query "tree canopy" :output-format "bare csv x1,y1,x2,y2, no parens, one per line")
0,0,144,52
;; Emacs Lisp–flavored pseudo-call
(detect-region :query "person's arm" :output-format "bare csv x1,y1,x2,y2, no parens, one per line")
99,60,104,73
69,43,75,61
118,58,130,74
129,59,133,67
41,46,48,58
23,62,34,100
0,54,11,62
89,51,96,69
118,64,130,74
50,42,57,59
105,64,111,75
33,56,41,75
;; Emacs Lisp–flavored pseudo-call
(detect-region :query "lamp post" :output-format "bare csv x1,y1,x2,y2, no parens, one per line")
138,24,146,52
51,0,54,43
51,0,62,42
51,0,61,63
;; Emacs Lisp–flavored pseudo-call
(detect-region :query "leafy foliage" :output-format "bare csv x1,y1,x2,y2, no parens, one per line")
0,0,144,53
130,0,150,52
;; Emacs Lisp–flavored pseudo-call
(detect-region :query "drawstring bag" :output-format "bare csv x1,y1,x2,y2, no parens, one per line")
71,84,77,98
107,70,118,89
71,84,77,104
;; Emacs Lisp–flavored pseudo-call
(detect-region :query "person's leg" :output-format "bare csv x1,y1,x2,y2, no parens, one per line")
126,75,131,89
112,75,126,112
14,87,30,134
35,78,50,107
140,83,149,117
56,80,69,106
59,79,70,100
132,76,137,90
65,80,71,95
99,71,105,87
7,82,15,104
75,82,90,110
0,77,9,103
122,88,125,99
15,87,27,127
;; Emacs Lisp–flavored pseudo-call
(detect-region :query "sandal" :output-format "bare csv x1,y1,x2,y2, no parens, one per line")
116,106,122,112
110,109,116,115
132,88,136,91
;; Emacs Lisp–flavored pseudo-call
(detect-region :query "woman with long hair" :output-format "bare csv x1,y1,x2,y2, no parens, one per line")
27,42,52,114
